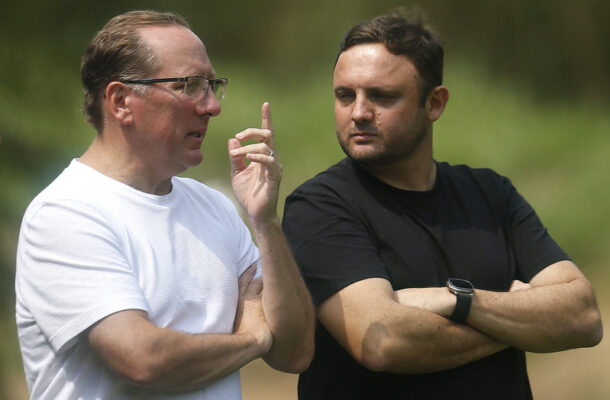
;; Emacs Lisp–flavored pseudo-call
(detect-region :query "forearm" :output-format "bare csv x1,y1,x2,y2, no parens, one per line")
142,330,265,390
89,311,268,391
323,279,506,374
360,303,507,373
398,262,603,353
468,276,602,352
250,217,315,372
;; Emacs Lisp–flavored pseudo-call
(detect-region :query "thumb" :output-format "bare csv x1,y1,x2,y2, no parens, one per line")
228,138,246,175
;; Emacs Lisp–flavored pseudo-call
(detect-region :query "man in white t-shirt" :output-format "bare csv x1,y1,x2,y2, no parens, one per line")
15,10,315,400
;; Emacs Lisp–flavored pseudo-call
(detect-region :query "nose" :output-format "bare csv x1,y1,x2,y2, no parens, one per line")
195,90,221,117
351,94,373,124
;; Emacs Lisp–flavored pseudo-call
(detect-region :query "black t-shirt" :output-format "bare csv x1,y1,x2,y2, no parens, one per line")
282,158,569,400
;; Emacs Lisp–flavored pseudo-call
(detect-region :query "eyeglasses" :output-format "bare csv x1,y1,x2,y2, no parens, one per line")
122,76,228,100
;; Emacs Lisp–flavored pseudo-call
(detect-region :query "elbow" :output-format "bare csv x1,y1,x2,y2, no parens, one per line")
571,279,604,348
124,367,160,389
359,324,401,372
360,344,389,372
270,338,316,374
293,339,316,373
266,307,317,373
276,341,316,374
575,308,603,348
551,307,604,351
109,350,168,389
357,323,432,373
353,323,439,374
286,346,315,373
288,317,317,373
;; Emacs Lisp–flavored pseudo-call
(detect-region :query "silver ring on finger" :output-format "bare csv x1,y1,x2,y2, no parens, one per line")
269,150,275,158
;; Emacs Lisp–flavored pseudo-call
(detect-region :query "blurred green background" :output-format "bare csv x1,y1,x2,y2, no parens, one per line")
1,0,608,398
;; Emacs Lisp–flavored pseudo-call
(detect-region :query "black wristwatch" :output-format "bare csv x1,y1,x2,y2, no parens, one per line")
447,278,474,323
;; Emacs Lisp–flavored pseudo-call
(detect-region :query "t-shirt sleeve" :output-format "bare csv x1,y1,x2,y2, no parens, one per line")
282,185,390,305
500,175,570,281
17,200,149,352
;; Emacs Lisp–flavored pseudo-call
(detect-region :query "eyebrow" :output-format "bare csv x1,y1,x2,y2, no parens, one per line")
334,86,350,92
333,86,401,95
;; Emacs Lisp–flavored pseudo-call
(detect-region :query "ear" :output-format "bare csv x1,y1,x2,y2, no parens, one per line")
104,82,134,125
425,85,449,122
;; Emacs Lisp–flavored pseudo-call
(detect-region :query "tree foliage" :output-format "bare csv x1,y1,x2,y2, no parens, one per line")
0,1,608,396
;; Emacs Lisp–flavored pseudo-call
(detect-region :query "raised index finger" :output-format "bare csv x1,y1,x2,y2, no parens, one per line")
261,102,274,133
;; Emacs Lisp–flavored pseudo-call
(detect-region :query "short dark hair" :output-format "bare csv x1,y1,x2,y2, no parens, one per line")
337,14,444,105
81,10,190,132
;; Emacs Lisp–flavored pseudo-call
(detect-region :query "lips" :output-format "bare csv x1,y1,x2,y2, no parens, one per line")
350,132,377,142
187,131,204,139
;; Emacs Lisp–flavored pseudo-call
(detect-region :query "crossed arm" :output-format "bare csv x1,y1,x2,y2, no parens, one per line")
88,103,315,390
318,260,602,374
88,302,268,390
396,260,602,353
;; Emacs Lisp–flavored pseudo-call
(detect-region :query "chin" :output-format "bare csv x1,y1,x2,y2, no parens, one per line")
341,144,381,163
346,150,405,168
186,151,204,166
188,158,204,168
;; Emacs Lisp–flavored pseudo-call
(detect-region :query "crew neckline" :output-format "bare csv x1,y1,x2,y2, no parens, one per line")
70,159,178,203
349,158,442,200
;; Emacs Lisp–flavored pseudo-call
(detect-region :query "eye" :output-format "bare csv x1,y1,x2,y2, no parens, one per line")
335,89,355,103
183,78,207,98
369,90,399,105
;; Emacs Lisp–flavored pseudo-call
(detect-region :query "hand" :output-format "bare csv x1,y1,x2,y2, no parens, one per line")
228,102,281,225
395,287,455,317
233,265,273,354
509,279,532,292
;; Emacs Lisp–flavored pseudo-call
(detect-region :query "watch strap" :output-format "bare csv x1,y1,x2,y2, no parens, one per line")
450,291,473,322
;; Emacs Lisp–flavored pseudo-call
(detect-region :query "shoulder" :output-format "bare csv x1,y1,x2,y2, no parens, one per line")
287,158,363,202
283,158,371,226
22,161,104,224
437,161,513,193
437,161,504,181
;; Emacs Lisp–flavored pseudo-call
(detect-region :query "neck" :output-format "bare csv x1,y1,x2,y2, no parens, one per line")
79,134,173,195
360,133,437,191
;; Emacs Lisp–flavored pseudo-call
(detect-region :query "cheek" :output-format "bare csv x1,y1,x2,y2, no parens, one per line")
382,108,414,130
334,105,350,129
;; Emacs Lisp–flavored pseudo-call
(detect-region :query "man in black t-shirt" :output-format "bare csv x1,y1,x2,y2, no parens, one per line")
282,13,602,400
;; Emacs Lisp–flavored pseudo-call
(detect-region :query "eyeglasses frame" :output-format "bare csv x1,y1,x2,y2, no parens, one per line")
121,76,228,100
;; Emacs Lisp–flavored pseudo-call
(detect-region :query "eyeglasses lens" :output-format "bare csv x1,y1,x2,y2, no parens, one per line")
212,80,226,100
184,78,226,100
184,78,205,99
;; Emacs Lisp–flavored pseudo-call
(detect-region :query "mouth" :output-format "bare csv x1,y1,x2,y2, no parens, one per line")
187,131,205,139
350,131,377,141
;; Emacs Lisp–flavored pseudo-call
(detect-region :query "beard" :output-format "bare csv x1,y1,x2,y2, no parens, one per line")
337,120,429,168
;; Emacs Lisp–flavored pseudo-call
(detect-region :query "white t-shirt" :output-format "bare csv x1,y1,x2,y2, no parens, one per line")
15,160,260,399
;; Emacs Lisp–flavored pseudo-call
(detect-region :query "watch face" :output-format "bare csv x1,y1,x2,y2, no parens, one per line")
448,278,474,293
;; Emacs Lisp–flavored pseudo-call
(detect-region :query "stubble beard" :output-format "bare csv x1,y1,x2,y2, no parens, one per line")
338,123,429,168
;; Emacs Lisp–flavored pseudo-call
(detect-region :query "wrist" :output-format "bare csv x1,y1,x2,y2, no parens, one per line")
249,215,281,235
237,330,272,359
447,278,475,323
